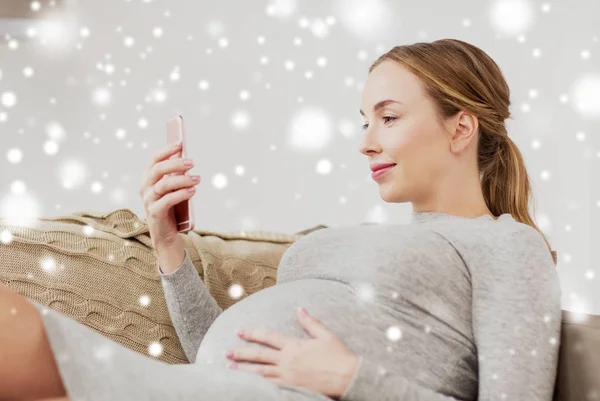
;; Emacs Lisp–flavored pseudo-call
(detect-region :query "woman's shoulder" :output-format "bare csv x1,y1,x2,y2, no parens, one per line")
471,218,557,273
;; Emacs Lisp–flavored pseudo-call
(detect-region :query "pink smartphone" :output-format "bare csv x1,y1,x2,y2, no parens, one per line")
166,115,195,233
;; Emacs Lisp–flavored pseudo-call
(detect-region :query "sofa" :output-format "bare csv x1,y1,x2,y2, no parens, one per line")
0,208,597,400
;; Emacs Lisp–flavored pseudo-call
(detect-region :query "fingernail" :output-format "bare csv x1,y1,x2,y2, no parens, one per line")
229,362,238,369
299,307,307,315
237,330,245,337
191,176,200,182
225,350,233,358
184,159,194,166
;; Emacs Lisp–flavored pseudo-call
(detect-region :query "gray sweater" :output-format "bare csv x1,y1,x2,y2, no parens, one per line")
158,211,562,400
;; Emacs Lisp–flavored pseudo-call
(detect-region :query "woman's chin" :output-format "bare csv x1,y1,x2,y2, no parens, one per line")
379,185,402,203
379,179,413,203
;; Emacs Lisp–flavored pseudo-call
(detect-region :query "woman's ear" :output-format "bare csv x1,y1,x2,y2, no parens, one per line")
449,111,478,154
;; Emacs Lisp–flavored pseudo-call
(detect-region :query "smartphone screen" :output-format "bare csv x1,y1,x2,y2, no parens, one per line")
166,115,195,233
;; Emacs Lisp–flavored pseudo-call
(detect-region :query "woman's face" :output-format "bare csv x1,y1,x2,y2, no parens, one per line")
359,60,454,204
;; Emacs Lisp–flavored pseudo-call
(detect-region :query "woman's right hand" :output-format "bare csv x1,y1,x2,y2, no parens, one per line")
139,141,201,250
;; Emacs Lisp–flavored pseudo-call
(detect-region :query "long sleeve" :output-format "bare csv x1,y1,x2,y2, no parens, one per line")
340,224,562,401
469,225,562,400
157,249,223,364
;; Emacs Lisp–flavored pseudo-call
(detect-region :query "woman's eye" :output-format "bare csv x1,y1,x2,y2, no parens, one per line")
361,116,396,131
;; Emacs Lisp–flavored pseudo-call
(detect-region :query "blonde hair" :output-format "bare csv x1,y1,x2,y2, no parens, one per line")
370,39,557,266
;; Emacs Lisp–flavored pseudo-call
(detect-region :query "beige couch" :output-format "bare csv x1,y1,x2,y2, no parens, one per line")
0,208,597,400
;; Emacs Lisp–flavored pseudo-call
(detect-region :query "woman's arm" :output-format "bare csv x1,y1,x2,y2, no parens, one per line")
470,224,562,400
158,248,223,363
340,224,562,401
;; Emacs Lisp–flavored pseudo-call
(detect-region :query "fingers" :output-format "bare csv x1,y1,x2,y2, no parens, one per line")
141,167,195,212
229,362,280,378
237,329,292,350
151,174,200,199
140,151,194,204
226,347,280,365
141,141,187,187
146,185,196,219
149,141,182,172
139,142,181,195
142,174,201,207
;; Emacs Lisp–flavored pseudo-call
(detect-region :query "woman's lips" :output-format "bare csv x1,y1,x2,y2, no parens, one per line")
371,165,395,180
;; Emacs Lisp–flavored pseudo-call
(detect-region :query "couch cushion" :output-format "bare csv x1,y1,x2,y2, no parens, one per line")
554,309,600,400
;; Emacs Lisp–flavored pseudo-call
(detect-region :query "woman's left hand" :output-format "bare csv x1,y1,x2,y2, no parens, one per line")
225,307,359,399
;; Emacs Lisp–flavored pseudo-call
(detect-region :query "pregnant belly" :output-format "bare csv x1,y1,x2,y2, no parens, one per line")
194,279,475,400
194,278,373,368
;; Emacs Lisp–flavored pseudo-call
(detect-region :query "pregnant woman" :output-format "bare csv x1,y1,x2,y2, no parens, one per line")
0,38,561,401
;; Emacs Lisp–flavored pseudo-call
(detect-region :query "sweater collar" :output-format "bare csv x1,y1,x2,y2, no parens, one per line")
409,211,505,225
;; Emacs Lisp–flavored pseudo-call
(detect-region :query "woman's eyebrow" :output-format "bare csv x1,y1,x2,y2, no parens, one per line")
359,99,403,116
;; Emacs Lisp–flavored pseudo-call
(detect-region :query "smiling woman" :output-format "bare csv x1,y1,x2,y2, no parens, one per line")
357,39,555,265
1,38,559,401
